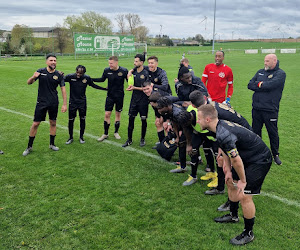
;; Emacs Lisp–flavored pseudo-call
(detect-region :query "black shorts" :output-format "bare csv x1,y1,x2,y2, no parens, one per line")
128,100,149,118
69,103,86,119
105,96,124,112
232,162,272,195
34,102,58,122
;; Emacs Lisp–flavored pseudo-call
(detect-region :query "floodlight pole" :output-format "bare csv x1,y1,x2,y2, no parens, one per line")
212,0,217,54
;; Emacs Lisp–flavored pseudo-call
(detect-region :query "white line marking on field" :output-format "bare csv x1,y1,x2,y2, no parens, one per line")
1,106,300,209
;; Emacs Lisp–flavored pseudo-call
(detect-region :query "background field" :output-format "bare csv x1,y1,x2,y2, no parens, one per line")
1,43,300,249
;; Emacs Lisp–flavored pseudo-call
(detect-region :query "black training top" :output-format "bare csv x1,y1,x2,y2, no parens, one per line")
216,120,272,166
146,66,172,94
212,102,252,131
36,67,65,105
64,73,107,105
92,66,128,98
131,67,149,103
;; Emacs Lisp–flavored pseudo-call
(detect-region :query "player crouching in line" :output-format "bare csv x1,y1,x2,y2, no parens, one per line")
64,65,107,144
197,104,272,245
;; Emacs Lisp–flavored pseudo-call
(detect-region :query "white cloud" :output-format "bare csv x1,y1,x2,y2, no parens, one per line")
1,0,300,39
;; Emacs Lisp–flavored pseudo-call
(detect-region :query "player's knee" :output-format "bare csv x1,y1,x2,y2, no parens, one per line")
49,120,56,127
141,116,147,121
32,122,40,128
80,116,86,120
105,113,111,120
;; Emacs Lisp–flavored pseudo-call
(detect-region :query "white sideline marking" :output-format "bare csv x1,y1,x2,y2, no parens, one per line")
1,106,300,209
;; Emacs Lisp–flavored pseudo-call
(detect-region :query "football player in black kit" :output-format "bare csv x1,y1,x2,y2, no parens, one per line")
64,65,108,144
23,54,67,156
122,54,149,147
197,104,272,245
146,56,172,144
93,56,128,141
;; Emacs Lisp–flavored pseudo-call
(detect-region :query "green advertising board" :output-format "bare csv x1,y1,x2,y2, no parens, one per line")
74,34,135,54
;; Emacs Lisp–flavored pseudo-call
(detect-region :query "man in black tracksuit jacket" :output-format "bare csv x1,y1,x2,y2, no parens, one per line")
248,54,286,165
175,66,208,101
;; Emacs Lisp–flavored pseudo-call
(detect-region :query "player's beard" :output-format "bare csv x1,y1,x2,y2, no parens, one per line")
264,66,270,70
49,65,56,70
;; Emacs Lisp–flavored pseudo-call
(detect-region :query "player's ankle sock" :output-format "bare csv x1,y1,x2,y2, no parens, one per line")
244,217,255,234
217,166,225,191
114,121,120,133
104,121,110,135
50,135,56,145
28,136,35,148
157,130,165,142
230,200,239,217
80,118,85,138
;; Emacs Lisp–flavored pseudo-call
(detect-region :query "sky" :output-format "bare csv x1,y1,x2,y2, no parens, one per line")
1,0,300,40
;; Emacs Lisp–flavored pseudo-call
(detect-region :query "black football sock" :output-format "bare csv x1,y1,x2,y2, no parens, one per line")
244,217,255,234
141,119,147,140
114,121,120,133
230,200,239,217
50,135,56,146
68,119,74,139
190,154,199,177
80,117,85,138
128,116,135,141
157,130,165,142
28,136,35,148
204,148,215,172
104,121,110,135
217,166,225,191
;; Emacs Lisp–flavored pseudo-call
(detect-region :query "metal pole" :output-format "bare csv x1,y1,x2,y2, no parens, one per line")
212,0,217,54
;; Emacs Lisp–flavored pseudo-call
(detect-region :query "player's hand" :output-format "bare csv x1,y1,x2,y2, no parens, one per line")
186,145,192,155
126,85,134,91
174,137,179,146
174,78,179,83
33,72,41,79
61,104,67,113
236,180,246,193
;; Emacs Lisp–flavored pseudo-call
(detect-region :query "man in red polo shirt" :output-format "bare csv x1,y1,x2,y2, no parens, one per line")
202,51,233,104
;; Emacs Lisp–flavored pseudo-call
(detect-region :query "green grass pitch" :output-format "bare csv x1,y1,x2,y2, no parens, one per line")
0,43,300,248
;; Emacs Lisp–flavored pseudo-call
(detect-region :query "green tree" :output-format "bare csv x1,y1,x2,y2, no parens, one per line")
64,11,113,35
135,26,149,42
54,24,70,54
10,24,32,54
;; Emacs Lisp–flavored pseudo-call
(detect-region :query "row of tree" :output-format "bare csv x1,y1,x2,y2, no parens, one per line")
0,11,205,54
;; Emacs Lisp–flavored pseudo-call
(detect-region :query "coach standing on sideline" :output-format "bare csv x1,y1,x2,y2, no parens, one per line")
202,51,233,105
23,54,67,156
248,54,286,165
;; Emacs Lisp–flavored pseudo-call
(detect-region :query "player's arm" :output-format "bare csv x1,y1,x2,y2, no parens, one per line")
92,70,107,82
226,70,233,100
201,66,209,86
153,70,170,92
89,78,108,91
60,86,67,113
27,71,40,85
